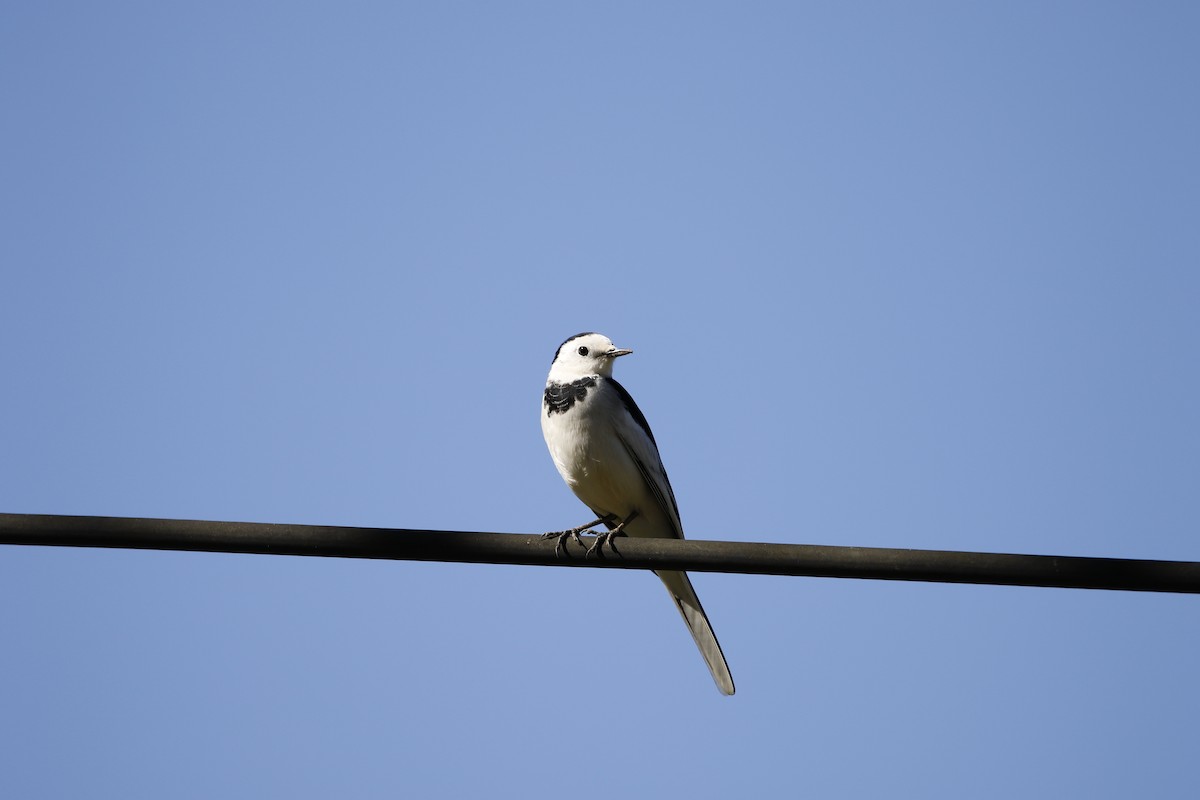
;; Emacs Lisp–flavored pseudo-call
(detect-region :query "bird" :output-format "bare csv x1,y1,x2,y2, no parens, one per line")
540,332,735,696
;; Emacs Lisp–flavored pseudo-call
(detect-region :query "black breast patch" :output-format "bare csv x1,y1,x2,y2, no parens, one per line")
544,376,597,416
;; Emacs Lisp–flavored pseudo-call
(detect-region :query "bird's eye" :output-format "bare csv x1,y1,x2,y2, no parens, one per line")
577,346,589,356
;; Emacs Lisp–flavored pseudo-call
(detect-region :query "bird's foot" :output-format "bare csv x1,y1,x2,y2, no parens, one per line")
585,511,638,559
584,529,624,558
541,516,612,557
541,528,587,557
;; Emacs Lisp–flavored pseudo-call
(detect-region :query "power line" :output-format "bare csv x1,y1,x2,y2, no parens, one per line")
2,512,1198,594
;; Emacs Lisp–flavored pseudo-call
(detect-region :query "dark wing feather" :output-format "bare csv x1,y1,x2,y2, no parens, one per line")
608,378,684,538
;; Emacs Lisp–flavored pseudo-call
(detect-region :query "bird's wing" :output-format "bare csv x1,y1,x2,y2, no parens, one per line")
607,378,684,538
608,378,736,695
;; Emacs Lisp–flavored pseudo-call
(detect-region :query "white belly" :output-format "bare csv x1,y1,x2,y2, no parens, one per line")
540,387,676,538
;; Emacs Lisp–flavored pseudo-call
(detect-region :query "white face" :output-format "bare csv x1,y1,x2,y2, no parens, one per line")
548,332,633,380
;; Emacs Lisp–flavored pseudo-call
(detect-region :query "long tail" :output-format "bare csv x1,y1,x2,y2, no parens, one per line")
655,569,735,695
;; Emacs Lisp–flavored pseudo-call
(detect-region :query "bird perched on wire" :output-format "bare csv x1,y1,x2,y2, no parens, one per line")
540,332,735,695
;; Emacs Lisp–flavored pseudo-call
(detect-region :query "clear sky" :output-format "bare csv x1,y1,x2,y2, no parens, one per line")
2,2,1198,798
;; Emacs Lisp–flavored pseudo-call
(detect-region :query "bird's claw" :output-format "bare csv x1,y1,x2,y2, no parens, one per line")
541,516,616,557
540,528,587,557
584,528,627,559
584,533,608,558
542,532,583,556
582,510,637,558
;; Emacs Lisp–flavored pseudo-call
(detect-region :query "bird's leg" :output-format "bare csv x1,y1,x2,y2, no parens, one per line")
541,515,613,557
585,510,639,558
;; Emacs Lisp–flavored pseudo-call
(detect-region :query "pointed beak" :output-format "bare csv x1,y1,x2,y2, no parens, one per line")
608,347,633,358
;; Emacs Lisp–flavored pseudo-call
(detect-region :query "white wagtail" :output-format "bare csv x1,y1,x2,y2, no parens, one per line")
540,332,735,695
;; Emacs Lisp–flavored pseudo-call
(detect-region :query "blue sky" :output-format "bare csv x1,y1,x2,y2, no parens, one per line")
2,2,1198,797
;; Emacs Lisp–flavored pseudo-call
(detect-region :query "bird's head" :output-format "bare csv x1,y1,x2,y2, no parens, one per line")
547,332,633,381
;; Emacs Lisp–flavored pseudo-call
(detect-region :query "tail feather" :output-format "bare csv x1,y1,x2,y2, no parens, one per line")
655,569,735,695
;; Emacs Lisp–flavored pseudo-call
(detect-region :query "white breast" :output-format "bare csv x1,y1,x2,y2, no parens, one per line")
541,379,654,522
